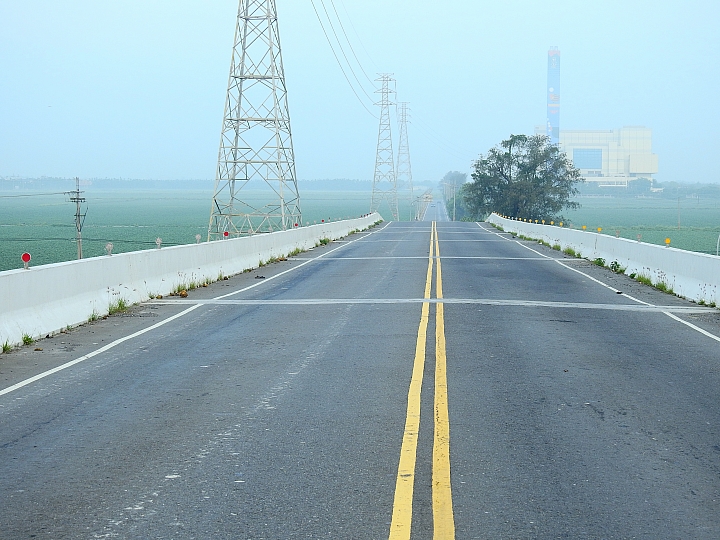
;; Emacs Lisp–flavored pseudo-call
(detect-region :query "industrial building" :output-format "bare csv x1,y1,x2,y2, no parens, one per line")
539,48,658,187
559,126,659,187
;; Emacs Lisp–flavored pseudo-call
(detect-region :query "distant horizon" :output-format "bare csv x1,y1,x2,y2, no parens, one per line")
0,175,717,186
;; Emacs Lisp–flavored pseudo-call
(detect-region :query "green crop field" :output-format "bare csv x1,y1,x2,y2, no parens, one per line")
0,190,413,272
3,191,718,273
564,197,720,256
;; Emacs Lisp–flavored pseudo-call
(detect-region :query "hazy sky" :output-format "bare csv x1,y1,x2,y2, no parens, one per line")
1,0,718,184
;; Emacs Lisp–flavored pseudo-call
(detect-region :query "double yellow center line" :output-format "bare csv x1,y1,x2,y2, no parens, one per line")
389,221,455,539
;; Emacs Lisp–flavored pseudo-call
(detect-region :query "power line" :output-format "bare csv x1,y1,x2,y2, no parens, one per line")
309,0,377,118
337,0,381,72
0,237,184,246
411,111,478,158
0,192,67,198
317,0,375,102
410,120,475,163
326,0,376,86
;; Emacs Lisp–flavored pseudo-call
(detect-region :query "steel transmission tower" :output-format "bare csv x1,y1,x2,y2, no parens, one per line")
208,0,301,239
395,102,415,220
370,74,398,221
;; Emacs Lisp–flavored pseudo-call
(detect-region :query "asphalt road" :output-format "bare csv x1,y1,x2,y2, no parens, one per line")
1,220,719,539
422,202,449,222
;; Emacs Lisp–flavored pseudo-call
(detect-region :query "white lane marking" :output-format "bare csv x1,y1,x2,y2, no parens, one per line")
355,239,507,243
0,223,391,398
291,256,554,260
0,305,202,397
477,222,720,342
148,297,715,313
662,312,720,343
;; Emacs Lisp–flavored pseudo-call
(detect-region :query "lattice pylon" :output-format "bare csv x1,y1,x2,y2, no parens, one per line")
208,0,301,239
370,74,398,221
396,102,414,221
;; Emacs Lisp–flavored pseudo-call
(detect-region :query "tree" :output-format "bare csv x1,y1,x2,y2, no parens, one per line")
439,171,468,221
460,134,582,221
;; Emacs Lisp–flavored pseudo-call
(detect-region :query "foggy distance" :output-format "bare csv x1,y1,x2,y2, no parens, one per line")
1,0,718,184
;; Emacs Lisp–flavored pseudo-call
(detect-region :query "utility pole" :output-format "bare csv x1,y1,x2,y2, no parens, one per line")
208,0,301,239
396,102,414,220
67,177,86,259
370,74,398,221
453,179,456,221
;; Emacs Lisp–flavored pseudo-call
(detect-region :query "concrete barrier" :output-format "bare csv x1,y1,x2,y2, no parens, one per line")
487,213,720,306
0,214,382,346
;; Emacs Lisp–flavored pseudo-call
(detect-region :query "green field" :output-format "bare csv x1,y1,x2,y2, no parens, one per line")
0,190,413,272
564,197,720,256
3,191,718,273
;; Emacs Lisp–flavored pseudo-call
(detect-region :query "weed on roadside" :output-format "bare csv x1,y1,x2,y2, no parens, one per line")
654,281,674,295
108,298,129,315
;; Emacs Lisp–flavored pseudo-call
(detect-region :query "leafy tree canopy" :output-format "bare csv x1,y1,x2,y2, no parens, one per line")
460,134,582,221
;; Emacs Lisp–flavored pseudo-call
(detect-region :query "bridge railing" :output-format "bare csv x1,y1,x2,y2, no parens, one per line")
487,213,720,307
0,214,381,347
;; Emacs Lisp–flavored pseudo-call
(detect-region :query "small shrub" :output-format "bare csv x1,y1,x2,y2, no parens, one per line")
655,281,674,295
594,258,606,267
108,298,129,315
629,272,637,279
22,334,34,345
318,238,331,245
552,244,561,251
609,260,625,273
698,299,706,306
709,301,717,308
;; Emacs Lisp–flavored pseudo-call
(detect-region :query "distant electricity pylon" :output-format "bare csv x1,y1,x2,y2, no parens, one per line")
396,102,415,220
370,74,398,221
208,0,301,239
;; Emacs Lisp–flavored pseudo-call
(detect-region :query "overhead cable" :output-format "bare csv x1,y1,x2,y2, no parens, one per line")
0,192,67,198
337,0,381,72
309,0,378,118
317,0,375,102
326,0,376,86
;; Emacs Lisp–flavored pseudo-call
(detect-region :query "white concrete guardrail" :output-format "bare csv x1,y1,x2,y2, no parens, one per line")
0,214,382,347
487,213,720,306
